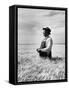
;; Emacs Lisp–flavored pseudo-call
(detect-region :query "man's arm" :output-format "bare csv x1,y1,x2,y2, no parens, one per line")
40,38,53,53
36,40,44,52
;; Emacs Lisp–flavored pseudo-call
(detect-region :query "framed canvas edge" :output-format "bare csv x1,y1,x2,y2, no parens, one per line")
9,5,68,85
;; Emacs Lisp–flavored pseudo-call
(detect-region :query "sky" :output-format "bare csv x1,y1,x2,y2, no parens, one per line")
18,8,65,45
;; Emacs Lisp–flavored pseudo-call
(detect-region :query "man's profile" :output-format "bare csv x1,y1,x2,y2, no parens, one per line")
36,27,53,59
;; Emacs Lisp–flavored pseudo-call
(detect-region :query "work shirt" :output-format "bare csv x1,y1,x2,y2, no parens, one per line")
39,36,53,58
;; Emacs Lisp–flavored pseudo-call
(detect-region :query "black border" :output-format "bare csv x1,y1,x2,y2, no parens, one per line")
10,5,68,85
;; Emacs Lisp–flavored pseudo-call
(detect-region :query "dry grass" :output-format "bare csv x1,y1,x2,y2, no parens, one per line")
18,53,65,82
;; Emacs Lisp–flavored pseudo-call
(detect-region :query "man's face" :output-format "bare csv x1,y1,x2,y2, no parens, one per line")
43,30,49,37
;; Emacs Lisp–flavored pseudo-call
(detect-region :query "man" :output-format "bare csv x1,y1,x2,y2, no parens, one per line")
36,27,53,59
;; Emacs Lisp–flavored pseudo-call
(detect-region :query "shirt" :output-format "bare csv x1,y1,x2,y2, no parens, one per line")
40,36,53,52
39,36,53,58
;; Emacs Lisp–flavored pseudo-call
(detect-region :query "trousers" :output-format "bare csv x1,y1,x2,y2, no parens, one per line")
39,51,52,59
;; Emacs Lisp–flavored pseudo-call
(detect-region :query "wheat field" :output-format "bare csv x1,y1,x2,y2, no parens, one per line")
18,44,65,82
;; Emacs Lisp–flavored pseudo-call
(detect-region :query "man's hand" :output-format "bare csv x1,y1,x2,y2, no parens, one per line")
36,48,41,52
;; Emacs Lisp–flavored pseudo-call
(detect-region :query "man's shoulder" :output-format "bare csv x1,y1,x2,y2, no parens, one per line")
47,36,52,41
43,36,53,42
46,36,53,45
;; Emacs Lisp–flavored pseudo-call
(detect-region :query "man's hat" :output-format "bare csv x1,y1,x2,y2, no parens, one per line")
43,27,51,33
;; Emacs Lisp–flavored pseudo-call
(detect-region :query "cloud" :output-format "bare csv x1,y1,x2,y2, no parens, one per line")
43,10,65,17
18,8,65,44
55,20,65,28
18,20,40,32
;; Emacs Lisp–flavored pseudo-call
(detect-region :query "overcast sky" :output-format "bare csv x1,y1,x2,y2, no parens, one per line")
18,8,65,45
